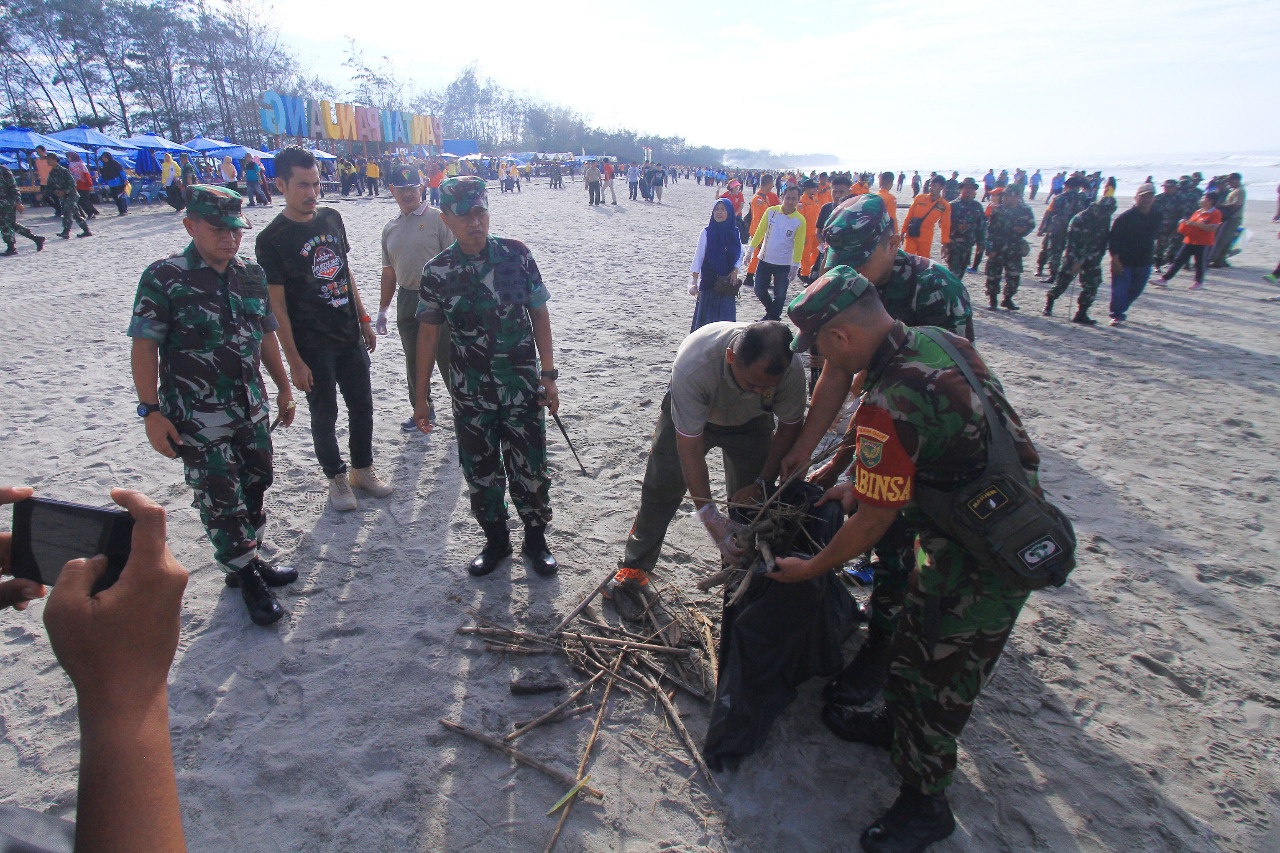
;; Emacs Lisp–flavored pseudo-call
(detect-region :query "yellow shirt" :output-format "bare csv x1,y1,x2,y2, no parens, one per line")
366,162,380,178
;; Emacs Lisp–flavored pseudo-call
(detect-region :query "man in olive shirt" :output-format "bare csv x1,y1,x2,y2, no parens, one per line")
376,164,455,432
606,321,807,621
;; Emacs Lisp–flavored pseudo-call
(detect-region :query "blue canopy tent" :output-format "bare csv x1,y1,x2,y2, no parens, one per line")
204,144,274,178
181,135,232,153
442,139,479,156
0,127,89,166
50,125,137,153
117,132,195,174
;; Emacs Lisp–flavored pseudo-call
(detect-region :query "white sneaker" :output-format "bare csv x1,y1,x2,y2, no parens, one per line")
1108,318,1123,327
328,472,359,511
349,466,393,497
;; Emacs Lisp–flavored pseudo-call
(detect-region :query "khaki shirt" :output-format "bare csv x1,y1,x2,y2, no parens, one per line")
382,202,456,291
668,322,806,437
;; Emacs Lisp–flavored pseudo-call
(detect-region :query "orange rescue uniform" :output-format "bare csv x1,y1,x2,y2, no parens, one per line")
798,190,824,276
877,188,899,232
901,193,951,258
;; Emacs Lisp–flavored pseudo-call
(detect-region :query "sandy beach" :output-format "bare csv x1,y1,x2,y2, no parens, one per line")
1,175,1278,852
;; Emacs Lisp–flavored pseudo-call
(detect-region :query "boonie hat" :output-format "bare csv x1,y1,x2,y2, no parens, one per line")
186,185,250,229
787,265,875,352
387,165,422,188
960,177,979,188
439,176,489,215
1162,179,1177,187
1136,182,1156,196
822,194,893,269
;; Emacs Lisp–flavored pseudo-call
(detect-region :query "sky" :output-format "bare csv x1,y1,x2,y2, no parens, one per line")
270,0,1278,166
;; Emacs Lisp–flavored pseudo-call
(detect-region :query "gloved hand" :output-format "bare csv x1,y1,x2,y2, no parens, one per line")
375,309,389,336
697,504,746,564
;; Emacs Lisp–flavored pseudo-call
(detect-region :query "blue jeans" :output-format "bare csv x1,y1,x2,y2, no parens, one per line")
1109,265,1151,321
754,261,791,321
297,342,374,478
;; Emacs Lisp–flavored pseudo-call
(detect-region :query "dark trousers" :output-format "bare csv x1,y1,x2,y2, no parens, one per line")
588,180,601,204
1110,265,1152,321
628,181,638,200
107,185,128,214
296,342,374,478
753,261,791,320
77,190,99,218
1164,244,1207,284
366,176,378,196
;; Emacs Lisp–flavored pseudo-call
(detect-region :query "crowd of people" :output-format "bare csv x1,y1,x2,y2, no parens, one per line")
0,141,1271,852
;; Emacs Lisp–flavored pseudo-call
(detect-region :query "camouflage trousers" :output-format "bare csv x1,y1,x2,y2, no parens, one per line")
1049,258,1103,310
0,204,38,246
453,379,551,531
1154,225,1180,268
984,248,1024,300
57,194,87,234
867,516,916,635
1036,230,1067,276
883,531,1029,793
180,420,273,574
945,239,976,280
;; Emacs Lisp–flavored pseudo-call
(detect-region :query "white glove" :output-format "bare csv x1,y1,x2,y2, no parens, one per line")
697,504,746,564
789,265,799,283
375,308,389,336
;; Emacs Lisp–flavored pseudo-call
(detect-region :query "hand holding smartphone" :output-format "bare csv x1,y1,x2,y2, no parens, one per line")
9,496,134,593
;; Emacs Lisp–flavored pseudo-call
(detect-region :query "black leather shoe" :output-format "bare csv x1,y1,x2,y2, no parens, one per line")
522,528,558,576
1071,311,1098,325
225,559,298,588
860,784,956,853
238,566,285,626
468,536,512,576
823,704,893,748
823,631,893,706
1001,298,1020,310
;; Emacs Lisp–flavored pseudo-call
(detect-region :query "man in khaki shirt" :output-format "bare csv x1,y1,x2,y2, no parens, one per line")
376,165,456,431
605,320,807,621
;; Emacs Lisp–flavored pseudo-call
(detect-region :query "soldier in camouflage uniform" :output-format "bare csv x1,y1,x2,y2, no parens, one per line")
414,176,560,578
944,178,985,280
1034,175,1087,280
1044,196,1116,324
43,153,91,239
1150,179,1182,270
984,187,1036,310
1174,175,1204,240
1,164,45,255
129,186,296,626
777,268,1044,852
776,193,974,711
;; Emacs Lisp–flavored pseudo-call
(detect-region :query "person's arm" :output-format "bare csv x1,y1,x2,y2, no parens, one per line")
779,363,858,479
769,501,899,582
529,305,558,415
267,284,313,393
412,321,441,432
131,338,182,459
377,265,396,333
675,432,714,509
43,489,188,853
347,270,376,353
0,486,45,610
260,332,295,427
939,201,951,246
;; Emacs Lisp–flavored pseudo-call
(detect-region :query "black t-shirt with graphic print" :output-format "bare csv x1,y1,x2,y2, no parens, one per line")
255,207,360,350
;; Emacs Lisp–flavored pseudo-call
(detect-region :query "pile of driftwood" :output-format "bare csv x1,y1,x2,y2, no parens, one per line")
441,580,721,853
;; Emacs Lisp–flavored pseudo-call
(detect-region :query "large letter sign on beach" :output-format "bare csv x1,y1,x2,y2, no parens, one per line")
259,90,440,147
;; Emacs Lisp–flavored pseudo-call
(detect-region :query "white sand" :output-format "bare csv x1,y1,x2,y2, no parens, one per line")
1,177,1277,852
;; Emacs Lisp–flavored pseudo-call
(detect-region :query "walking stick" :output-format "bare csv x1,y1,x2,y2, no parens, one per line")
550,410,590,476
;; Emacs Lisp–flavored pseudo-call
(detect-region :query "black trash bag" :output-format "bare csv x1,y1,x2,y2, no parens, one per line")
703,481,856,772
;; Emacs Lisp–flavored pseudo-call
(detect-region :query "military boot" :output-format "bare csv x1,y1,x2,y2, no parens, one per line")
1043,294,1056,316
468,525,512,576
823,627,893,707
1071,308,1098,326
2,243,15,256
860,784,956,853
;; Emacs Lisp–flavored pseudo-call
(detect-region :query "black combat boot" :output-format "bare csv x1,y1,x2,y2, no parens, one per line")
522,526,558,576
238,565,285,626
225,558,298,588
1043,294,1055,316
468,526,512,576
860,784,956,853
1071,308,1098,326
987,294,998,309
822,704,892,748
1001,296,1020,310
823,627,893,706
2,243,15,256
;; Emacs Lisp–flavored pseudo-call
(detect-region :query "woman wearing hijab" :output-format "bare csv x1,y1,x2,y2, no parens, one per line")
98,151,128,215
688,197,743,331
66,152,100,219
219,155,238,190
161,152,184,210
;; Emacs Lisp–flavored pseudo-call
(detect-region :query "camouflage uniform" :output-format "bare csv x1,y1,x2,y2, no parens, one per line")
856,321,1040,793
984,199,1036,303
1035,189,1087,278
127,194,279,575
1150,188,1182,268
945,198,986,280
1048,197,1116,312
45,162,88,235
418,180,551,534
1,165,40,250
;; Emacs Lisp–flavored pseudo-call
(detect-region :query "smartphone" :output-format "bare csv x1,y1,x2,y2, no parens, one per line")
9,497,133,592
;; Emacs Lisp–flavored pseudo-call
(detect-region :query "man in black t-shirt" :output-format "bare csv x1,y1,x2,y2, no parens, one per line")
256,147,393,511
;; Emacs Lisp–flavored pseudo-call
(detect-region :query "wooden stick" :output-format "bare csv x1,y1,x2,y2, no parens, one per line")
506,672,603,742
696,567,734,591
458,625,555,644
550,567,616,636
439,719,605,800
483,641,550,655
513,703,594,730
629,730,692,768
626,665,720,792
560,630,690,657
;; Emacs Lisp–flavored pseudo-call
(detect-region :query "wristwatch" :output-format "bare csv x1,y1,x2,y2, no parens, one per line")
540,369,559,381
137,402,161,418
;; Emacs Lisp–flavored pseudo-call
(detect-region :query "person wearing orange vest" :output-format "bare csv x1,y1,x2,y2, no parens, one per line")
816,174,833,208
901,174,951,259
876,171,899,232
850,174,871,196
797,178,824,280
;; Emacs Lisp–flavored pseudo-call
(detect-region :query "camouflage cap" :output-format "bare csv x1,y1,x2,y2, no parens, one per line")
786,265,876,352
186,185,249,229
822,194,893,269
439,176,489,215
387,165,422,188
1095,196,1118,215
